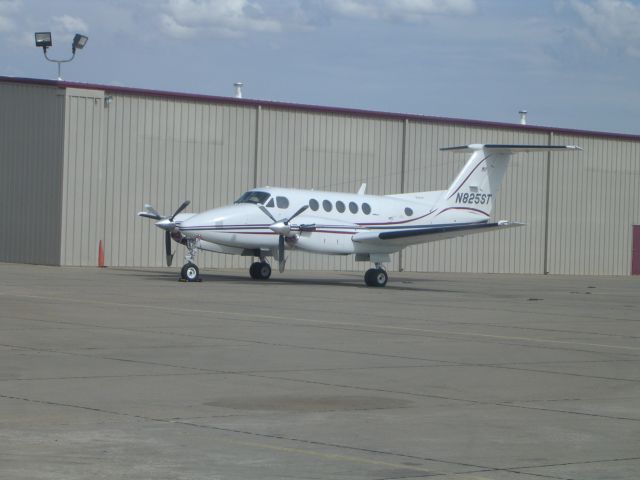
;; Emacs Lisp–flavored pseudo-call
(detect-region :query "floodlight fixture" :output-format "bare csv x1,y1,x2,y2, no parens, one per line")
72,34,88,53
34,32,52,50
34,31,89,81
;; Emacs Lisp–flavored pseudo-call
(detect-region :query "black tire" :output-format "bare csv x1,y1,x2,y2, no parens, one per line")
364,268,387,287
250,262,271,280
257,262,271,280
249,262,261,279
181,263,199,282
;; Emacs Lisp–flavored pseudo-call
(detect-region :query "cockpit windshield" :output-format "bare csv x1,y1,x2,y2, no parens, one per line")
234,190,271,205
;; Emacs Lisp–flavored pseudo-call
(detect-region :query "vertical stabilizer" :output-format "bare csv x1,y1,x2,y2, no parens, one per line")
435,144,581,220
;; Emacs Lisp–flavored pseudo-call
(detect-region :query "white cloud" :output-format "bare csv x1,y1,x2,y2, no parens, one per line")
0,0,21,14
0,0,21,32
324,0,476,22
570,0,640,57
53,14,89,33
160,0,282,38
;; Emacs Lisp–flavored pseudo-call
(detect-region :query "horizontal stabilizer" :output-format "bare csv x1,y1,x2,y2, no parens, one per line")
441,144,582,154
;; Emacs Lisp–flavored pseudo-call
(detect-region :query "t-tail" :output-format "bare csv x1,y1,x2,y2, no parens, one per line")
434,144,582,221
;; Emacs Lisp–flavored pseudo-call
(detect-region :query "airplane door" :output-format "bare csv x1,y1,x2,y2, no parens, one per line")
632,225,640,275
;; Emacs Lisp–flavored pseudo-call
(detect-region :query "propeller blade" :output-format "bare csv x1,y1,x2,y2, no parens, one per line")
165,231,174,266
258,205,277,223
169,200,191,221
278,235,286,273
138,204,163,220
287,205,309,224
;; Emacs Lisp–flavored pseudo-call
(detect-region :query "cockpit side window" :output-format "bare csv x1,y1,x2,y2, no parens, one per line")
234,190,271,205
275,196,290,209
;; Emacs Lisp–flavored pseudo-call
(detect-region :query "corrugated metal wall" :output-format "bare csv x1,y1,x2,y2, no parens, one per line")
101,93,257,269
60,88,106,266
548,134,640,275
0,81,64,265
2,79,638,275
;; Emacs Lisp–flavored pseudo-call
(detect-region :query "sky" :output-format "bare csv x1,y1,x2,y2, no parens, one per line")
1,0,639,135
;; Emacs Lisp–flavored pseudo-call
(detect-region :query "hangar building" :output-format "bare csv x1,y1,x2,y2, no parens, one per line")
1,76,639,275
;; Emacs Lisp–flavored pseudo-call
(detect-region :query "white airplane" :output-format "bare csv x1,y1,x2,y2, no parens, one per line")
139,144,581,287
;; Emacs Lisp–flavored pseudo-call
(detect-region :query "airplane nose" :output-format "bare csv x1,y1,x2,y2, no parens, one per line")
178,212,207,236
155,218,176,231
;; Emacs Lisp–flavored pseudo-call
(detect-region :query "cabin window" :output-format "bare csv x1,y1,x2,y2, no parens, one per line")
323,200,333,212
336,201,346,213
405,207,414,216
266,198,275,208
235,190,271,205
349,201,358,214
309,198,319,211
276,196,289,209
362,203,371,215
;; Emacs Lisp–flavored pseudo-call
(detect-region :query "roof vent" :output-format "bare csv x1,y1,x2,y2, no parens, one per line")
518,110,528,125
234,82,243,99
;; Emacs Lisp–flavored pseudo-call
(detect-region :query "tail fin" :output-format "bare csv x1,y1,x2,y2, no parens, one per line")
435,144,581,219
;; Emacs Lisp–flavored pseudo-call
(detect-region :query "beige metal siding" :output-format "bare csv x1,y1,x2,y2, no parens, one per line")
102,94,257,268
0,81,64,265
548,135,640,275
59,88,106,266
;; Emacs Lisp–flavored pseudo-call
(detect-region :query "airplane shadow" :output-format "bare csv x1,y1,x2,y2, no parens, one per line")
119,268,462,293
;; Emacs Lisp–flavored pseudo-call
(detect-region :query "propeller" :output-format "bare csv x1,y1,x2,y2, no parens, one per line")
138,200,190,266
258,204,309,273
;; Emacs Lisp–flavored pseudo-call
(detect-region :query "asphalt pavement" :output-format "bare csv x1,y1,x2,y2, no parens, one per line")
1,263,639,479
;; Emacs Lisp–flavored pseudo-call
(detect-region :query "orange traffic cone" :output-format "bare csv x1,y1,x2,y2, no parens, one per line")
98,240,106,268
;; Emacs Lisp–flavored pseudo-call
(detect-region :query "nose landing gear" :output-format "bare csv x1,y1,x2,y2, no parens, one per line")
179,239,202,282
180,262,201,282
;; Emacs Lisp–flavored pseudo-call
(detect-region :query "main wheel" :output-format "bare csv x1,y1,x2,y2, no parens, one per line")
181,262,200,282
257,262,271,280
249,262,260,279
250,262,271,280
364,268,388,287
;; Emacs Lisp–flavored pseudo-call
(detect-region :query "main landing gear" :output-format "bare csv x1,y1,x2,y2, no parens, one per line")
249,261,272,280
249,258,272,280
364,267,388,287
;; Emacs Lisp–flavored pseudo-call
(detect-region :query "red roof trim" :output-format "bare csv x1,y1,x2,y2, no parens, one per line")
2,76,639,141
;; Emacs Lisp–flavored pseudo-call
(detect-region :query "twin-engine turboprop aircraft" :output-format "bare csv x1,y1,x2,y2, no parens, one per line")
139,144,581,287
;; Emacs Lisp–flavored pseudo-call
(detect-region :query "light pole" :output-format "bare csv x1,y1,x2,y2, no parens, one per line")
34,32,88,81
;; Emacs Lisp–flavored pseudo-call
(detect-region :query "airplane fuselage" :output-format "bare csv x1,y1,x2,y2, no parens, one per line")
178,186,489,255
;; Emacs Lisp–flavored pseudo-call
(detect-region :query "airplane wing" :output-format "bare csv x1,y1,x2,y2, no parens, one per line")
352,221,524,247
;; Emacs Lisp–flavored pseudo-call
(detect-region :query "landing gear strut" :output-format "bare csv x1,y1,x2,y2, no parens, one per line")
364,263,388,287
180,239,202,282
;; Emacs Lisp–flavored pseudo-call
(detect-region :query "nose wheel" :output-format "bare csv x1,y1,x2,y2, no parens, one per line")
180,262,201,282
